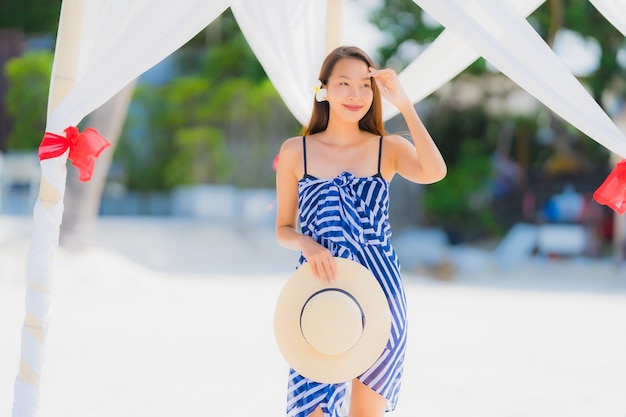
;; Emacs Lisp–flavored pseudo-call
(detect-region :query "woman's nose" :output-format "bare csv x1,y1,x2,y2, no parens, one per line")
348,86,360,100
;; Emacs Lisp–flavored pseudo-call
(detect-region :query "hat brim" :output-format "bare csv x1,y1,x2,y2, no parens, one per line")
274,258,391,384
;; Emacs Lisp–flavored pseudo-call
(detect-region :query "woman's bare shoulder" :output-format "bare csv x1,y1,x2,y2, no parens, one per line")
279,136,304,157
383,133,417,153
383,133,410,144
277,136,305,176
379,133,417,180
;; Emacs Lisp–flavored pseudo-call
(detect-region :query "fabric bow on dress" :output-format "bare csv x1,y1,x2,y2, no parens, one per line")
302,172,390,259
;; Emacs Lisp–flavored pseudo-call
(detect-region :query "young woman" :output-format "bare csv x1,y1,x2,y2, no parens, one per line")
275,46,447,417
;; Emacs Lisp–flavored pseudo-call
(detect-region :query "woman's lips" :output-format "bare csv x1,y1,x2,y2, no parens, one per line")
343,104,362,112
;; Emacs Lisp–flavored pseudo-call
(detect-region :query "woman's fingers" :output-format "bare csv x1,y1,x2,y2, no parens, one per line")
370,67,411,109
320,257,337,284
369,67,397,89
327,258,338,283
301,237,338,284
309,255,337,285
310,261,322,282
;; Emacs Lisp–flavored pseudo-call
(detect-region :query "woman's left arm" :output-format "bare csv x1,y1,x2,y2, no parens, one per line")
369,67,447,184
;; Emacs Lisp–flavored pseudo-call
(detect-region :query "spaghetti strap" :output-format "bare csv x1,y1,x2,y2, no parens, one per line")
377,136,383,176
302,136,308,177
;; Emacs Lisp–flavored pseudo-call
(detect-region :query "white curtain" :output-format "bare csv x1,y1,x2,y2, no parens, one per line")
47,0,231,134
411,0,626,158
231,0,328,126
383,0,545,120
589,0,626,37
14,2,230,416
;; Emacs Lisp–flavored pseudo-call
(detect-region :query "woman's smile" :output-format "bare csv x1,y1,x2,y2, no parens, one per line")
343,104,363,112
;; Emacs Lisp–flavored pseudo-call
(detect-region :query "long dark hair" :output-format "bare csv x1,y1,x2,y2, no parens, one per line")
302,46,385,136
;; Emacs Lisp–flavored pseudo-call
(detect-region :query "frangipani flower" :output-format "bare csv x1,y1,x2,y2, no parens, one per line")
314,80,327,102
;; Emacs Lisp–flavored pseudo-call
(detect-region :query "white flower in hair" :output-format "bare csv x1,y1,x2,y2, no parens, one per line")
314,80,327,102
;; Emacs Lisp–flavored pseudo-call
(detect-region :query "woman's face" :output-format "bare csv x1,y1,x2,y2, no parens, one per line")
325,58,374,123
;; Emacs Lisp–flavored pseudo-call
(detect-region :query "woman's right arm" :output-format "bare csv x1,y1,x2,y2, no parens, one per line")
275,138,306,250
275,138,337,283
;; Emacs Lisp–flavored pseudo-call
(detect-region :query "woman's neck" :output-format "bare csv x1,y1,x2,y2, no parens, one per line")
322,118,365,145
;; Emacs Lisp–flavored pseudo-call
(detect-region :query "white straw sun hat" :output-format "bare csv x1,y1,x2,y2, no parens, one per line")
274,258,391,384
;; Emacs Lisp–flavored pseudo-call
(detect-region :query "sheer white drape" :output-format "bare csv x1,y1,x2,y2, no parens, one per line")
411,0,626,158
383,0,545,120
48,0,231,134
14,2,230,416
589,0,626,37
13,1,626,416
231,0,327,126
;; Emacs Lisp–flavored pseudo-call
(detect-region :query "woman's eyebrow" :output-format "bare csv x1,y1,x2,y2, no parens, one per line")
336,75,371,81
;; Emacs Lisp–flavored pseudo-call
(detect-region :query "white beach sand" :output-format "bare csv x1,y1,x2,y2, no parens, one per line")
1,215,625,417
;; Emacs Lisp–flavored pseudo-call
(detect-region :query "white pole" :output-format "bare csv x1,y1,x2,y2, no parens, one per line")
12,1,85,416
326,0,343,53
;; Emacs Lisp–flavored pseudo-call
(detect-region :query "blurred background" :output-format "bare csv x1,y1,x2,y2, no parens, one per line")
1,0,626,274
2,3,626,416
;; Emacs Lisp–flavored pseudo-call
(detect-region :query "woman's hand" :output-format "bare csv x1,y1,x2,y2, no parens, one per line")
300,236,338,285
369,67,412,112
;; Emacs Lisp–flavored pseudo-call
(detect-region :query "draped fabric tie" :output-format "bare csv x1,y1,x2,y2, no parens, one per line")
593,159,626,214
305,172,389,251
38,126,110,182
325,173,368,245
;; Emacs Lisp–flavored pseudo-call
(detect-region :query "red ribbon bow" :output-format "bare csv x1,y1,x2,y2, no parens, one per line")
38,126,110,182
593,159,626,214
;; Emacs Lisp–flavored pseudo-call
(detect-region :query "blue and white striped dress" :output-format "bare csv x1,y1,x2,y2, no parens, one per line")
286,136,407,417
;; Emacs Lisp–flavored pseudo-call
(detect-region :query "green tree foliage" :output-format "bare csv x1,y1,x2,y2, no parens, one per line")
115,13,298,191
166,127,233,186
422,137,500,239
202,35,268,82
369,0,442,69
116,76,235,191
418,103,501,238
0,0,61,32
4,50,53,150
